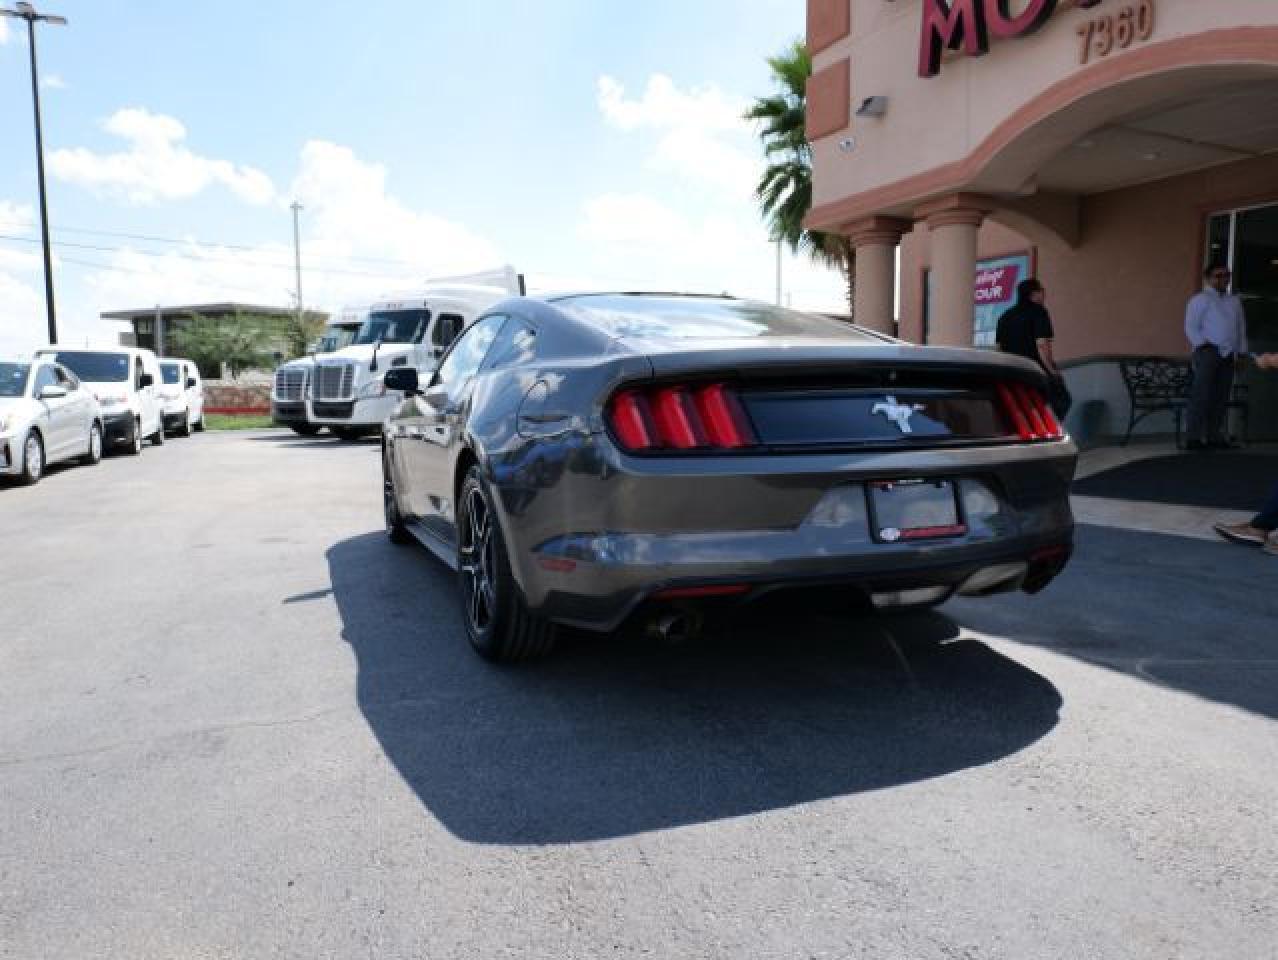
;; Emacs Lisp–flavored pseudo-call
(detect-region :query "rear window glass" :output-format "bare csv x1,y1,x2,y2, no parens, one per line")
551,295,883,343
161,363,181,384
50,351,131,382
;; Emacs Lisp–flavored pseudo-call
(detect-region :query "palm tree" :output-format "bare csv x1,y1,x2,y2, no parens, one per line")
745,40,855,315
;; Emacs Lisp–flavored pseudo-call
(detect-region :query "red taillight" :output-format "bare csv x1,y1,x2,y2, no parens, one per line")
650,387,707,449
610,390,657,451
651,584,751,600
607,382,757,453
997,382,1063,442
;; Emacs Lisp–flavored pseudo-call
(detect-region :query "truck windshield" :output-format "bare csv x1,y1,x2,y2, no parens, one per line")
0,363,30,398
319,324,361,352
354,309,430,345
161,363,182,384
50,351,131,382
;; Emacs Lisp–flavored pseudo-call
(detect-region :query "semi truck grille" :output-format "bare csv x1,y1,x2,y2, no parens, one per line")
274,367,307,402
314,363,355,401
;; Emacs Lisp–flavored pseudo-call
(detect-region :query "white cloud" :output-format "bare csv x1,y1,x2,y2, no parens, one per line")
41,73,67,90
61,138,503,335
288,140,500,286
49,107,275,206
597,74,757,196
575,191,848,311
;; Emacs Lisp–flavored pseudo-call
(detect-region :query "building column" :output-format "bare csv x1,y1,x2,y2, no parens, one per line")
845,216,910,336
918,195,990,347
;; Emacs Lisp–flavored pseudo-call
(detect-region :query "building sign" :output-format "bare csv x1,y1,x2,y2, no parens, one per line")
922,251,1033,346
918,0,1133,77
972,253,1032,347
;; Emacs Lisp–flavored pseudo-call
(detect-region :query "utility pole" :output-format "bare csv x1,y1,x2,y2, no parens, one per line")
290,201,304,333
775,238,783,306
2,3,67,345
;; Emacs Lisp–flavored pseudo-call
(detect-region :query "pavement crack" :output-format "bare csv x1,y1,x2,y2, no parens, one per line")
0,705,347,770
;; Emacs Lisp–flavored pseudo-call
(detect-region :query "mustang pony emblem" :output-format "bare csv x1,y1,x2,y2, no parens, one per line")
872,396,926,434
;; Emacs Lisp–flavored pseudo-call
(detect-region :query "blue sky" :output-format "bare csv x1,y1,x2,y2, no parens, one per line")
0,1,847,354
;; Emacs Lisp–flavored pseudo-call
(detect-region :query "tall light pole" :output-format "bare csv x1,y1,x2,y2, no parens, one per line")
290,201,304,333
2,3,66,345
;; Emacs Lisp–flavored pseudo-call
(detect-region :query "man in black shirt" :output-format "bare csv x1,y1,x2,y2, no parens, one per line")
997,278,1071,417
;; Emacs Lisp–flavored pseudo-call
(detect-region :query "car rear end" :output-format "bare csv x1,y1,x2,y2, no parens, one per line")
511,304,1075,633
157,361,188,431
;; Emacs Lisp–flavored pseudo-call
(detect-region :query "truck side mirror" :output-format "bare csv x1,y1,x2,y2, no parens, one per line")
383,367,420,395
186,377,197,389
139,373,154,388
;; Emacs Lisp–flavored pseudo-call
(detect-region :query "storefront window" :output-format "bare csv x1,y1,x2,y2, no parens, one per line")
1207,202,1278,440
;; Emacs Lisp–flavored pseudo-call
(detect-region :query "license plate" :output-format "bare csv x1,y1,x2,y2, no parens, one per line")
867,479,965,543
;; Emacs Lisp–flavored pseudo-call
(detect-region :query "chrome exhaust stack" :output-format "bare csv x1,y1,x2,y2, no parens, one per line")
955,561,1029,597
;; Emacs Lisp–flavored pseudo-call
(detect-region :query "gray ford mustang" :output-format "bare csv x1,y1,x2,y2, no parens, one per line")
380,293,1076,662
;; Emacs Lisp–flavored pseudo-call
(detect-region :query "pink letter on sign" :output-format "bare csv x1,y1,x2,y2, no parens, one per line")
918,0,990,78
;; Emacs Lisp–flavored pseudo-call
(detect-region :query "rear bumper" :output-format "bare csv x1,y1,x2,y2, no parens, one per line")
0,433,20,475
102,412,136,445
499,438,1077,632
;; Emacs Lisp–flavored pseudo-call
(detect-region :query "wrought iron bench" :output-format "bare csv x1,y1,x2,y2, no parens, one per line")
1118,356,1248,447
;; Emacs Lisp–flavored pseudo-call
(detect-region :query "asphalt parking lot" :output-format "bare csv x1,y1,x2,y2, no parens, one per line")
2,431,1276,959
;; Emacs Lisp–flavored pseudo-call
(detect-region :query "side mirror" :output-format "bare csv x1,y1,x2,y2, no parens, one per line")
39,385,68,400
186,377,197,389
383,367,420,395
139,373,154,388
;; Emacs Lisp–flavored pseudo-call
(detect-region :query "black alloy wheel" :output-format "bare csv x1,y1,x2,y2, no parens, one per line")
382,449,413,545
457,465,556,662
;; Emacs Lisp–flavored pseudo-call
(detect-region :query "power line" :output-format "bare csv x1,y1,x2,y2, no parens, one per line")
0,232,423,280
0,218,427,268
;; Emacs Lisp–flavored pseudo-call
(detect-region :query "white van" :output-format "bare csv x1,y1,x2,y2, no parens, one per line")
158,357,205,437
36,347,165,455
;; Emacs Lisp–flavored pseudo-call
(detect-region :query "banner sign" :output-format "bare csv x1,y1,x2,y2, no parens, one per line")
973,253,1032,347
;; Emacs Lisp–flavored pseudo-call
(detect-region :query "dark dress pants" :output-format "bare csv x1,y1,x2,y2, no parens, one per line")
1186,346,1235,445
1253,482,1278,532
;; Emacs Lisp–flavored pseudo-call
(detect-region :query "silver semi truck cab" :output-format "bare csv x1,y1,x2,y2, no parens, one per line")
308,284,513,441
271,310,365,436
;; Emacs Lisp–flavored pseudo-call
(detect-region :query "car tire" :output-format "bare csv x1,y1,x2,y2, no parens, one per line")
457,465,557,662
18,430,44,485
177,411,192,438
291,424,322,437
382,449,413,545
81,422,103,466
192,415,205,433
151,422,165,446
126,418,144,456
332,427,362,443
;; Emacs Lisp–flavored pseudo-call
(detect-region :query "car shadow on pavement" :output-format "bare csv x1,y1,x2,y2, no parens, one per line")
327,532,1062,844
948,523,1278,721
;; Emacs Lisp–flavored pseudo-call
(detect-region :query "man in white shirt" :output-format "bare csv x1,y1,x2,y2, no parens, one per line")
1184,263,1248,450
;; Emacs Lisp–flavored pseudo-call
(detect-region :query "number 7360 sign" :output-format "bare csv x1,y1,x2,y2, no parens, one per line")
1077,0,1156,65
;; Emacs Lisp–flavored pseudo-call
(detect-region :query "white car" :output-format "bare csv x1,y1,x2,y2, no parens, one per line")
0,358,104,485
158,357,205,436
36,347,165,455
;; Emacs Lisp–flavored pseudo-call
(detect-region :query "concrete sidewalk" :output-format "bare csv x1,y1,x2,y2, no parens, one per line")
1071,441,1274,542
